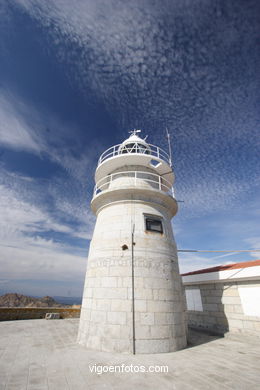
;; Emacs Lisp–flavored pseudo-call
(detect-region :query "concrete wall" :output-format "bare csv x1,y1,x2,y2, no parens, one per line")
184,280,260,335
0,307,81,321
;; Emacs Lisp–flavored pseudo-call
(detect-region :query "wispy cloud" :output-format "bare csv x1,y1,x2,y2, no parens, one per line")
244,237,260,259
8,0,259,217
0,176,94,241
0,90,44,153
0,243,86,281
0,88,94,177
0,179,94,282
0,82,97,288
178,253,221,274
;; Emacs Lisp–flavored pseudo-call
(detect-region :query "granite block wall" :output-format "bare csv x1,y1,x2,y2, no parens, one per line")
78,199,187,353
184,280,260,335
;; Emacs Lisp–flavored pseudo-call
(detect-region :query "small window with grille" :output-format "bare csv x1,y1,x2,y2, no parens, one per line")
145,215,163,234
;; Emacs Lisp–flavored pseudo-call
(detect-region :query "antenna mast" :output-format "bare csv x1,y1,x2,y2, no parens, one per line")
166,128,172,167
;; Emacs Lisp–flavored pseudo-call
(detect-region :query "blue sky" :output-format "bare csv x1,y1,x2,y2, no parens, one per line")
0,0,259,297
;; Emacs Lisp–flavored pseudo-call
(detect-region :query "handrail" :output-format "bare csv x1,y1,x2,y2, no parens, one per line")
97,143,171,166
93,170,175,198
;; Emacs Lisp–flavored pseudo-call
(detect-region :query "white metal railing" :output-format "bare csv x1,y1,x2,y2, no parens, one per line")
93,170,175,197
98,143,171,166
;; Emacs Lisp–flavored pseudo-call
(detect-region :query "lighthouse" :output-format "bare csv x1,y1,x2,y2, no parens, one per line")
78,130,187,353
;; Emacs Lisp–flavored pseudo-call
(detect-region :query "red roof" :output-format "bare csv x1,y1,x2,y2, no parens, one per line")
181,259,260,276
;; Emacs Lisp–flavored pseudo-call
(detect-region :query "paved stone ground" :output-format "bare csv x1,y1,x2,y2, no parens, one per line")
0,319,259,390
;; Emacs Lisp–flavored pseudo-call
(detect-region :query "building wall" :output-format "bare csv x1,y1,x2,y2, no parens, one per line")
0,307,80,321
78,199,187,354
184,280,260,335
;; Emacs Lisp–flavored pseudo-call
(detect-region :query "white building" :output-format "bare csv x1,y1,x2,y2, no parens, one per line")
182,259,260,335
78,131,187,353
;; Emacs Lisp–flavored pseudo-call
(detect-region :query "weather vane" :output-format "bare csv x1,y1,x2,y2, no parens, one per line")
129,129,141,136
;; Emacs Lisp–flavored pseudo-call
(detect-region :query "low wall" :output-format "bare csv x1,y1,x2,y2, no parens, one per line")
0,307,81,321
183,280,260,335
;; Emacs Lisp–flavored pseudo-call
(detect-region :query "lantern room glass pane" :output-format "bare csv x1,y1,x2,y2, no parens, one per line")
120,143,150,154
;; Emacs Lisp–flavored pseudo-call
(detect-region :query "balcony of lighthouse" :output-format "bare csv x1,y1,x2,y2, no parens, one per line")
95,141,174,186
98,142,170,166
93,169,174,197
91,167,178,217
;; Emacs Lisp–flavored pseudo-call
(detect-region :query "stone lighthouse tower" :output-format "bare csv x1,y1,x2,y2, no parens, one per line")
78,130,187,353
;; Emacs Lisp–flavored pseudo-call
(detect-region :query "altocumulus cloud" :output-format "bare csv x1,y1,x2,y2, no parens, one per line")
0,0,259,292
8,0,260,216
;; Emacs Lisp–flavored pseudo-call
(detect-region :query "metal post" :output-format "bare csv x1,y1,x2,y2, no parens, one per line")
166,128,173,167
131,223,136,355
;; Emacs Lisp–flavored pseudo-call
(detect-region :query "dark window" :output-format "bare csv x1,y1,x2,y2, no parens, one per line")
145,217,163,233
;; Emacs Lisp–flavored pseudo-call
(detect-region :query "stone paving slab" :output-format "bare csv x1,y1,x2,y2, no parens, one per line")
0,319,259,389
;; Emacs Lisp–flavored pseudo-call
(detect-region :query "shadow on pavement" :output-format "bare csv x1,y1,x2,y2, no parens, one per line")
186,326,224,348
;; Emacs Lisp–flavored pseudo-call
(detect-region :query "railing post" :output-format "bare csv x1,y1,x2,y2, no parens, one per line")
159,175,161,191
157,147,160,158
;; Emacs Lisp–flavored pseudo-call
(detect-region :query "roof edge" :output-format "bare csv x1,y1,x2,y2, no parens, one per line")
181,259,260,276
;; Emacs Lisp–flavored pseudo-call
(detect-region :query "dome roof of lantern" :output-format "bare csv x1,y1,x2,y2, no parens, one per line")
120,130,149,147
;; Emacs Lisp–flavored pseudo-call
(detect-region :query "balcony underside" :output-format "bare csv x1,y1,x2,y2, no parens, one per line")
91,186,178,217
95,153,174,186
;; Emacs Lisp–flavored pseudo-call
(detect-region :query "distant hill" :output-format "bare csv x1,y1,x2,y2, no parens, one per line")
0,293,70,308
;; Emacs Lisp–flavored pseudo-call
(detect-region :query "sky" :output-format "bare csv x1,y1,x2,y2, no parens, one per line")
0,0,259,297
